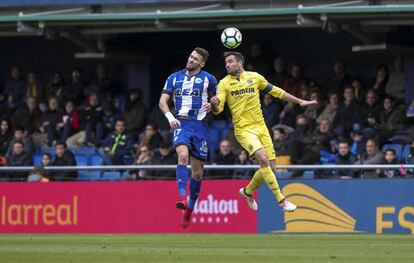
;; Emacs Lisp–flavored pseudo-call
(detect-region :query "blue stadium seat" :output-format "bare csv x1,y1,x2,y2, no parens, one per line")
90,155,102,166
78,147,97,156
75,155,88,166
33,155,42,166
209,128,220,151
382,144,403,161
78,171,101,181
276,171,293,179
302,171,315,179
67,147,77,155
123,155,134,165
211,120,228,130
402,144,411,160
41,147,56,155
102,171,121,181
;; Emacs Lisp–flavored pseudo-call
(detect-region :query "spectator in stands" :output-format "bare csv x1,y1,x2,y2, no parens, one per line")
150,140,177,178
0,119,12,156
10,96,42,134
102,101,118,138
325,59,353,96
304,89,322,122
27,166,50,182
45,72,65,99
51,142,77,181
273,127,294,157
60,101,80,142
262,93,281,128
98,118,134,165
284,63,304,97
290,114,313,144
334,140,356,178
3,66,26,107
371,64,389,98
42,153,52,166
386,57,405,103
351,78,364,102
7,141,33,181
149,101,174,140
355,138,385,178
279,101,303,128
123,88,148,137
211,139,237,179
25,72,45,107
376,96,405,144
132,144,153,179
245,43,272,75
84,64,113,101
316,92,339,124
350,129,366,156
232,149,253,179
138,123,163,150
380,148,400,178
359,89,382,138
61,68,84,106
267,57,289,88
81,94,103,147
332,85,361,134
6,127,33,159
36,96,64,146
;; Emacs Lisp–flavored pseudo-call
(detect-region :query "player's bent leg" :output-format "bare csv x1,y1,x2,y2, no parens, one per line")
269,160,297,212
175,145,190,210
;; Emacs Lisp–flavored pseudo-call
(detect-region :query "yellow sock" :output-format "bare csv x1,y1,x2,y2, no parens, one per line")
245,169,264,195
261,166,285,202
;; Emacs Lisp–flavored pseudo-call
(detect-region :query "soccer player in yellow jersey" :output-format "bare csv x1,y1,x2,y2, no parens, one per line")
211,52,317,212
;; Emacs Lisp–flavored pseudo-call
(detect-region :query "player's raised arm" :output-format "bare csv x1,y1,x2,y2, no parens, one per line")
159,93,181,129
281,91,318,107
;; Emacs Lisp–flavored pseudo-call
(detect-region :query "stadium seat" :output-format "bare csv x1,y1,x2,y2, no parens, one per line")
276,171,293,179
302,170,315,179
382,144,403,161
78,147,97,156
75,155,88,166
90,155,102,166
33,155,42,166
402,144,411,159
209,128,220,150
41,147,56,155
102,171,122,181
78,171,101,181
123,155,134,165
68,147,77,155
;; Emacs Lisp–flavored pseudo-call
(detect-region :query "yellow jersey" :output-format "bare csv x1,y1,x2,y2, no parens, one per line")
212,71,285,130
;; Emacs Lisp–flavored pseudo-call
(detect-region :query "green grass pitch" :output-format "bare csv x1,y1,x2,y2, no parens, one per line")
0,234,413,263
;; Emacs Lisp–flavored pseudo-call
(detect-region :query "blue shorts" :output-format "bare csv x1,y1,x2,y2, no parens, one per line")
173,120,209,161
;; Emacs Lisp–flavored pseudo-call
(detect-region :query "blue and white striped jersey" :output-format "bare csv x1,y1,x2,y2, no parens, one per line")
162,69,217,121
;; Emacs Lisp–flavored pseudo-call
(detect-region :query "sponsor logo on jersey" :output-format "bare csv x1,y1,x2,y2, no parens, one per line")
195,78,203,84
230,87,254,96
247,79,253,84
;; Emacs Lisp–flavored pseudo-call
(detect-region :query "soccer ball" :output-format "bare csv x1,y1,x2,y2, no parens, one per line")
221,27,242,49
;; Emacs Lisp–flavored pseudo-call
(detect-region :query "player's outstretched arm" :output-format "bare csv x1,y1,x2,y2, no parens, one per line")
282,91,318,107
159,93,181,128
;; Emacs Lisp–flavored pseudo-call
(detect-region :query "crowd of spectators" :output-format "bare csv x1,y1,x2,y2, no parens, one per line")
1,46,413,181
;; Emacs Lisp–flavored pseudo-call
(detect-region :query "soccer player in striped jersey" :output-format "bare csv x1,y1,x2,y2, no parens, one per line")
211,52,317,212
159,47,217,228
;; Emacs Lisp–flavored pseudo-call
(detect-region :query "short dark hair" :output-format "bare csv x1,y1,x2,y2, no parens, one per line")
159,140,172,149
274,128,285,135
42,153,52,159
55,141,67,148
385,148,396,155
194,47,209,63
338,139,350,146
223,51,245,66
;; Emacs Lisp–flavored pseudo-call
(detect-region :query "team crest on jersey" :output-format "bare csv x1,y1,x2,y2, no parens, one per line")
249,144,253,150
195,78,203,84
247,79,253,84
200,141,208,153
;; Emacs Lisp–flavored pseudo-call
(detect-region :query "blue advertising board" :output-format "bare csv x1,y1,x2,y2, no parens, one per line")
258,179,414,234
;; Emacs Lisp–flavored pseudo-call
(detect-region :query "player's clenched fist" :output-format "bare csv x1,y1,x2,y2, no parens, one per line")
211,96,220,106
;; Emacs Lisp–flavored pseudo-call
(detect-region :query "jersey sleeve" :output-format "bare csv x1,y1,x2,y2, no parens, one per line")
212,80,226,115
256,73,285,99
162,74,175,95
208,75,218,96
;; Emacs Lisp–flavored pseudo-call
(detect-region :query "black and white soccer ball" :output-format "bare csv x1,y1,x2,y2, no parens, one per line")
221,27,242,49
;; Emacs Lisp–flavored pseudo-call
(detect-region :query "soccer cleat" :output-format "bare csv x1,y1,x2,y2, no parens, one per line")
176,196,187,210
279,198,297,212
239,188,258,211
182,207,193,229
